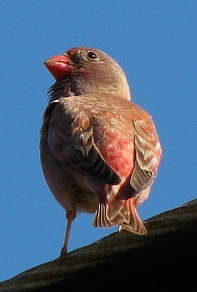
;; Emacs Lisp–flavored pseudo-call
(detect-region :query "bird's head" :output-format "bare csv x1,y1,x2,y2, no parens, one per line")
44,47,131,100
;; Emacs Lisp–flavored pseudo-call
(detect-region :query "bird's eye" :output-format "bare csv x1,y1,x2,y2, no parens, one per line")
87,51,98,61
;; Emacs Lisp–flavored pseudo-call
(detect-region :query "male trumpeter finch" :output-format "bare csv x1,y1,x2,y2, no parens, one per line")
40,47,162,255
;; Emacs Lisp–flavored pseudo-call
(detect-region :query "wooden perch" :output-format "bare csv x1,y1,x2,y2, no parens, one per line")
0,199,196,292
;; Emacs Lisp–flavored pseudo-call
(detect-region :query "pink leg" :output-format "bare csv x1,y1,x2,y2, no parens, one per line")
60,211,76,257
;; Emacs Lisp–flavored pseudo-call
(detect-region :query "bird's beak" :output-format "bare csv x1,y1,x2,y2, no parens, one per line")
44,54,72,80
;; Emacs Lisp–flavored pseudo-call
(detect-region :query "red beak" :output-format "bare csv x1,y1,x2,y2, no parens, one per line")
44,54,72,80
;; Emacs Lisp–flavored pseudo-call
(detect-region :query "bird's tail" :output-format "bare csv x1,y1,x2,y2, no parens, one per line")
93,183,149,235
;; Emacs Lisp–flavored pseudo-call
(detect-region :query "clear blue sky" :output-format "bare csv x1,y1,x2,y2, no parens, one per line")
1,1,196,282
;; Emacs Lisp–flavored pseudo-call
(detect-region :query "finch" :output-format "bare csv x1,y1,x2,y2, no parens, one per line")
40,47,162,255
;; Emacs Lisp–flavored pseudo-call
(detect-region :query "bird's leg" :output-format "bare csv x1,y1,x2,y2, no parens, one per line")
60,210,76,258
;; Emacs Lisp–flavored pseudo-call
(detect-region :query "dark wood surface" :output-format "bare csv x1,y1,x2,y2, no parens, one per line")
1,199,196,292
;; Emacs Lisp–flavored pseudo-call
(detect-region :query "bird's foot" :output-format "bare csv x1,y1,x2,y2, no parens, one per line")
59,246,68,261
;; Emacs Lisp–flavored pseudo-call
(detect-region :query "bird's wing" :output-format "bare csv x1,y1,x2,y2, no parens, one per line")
45,99,121,185
131,119,162,193
93,117,161,234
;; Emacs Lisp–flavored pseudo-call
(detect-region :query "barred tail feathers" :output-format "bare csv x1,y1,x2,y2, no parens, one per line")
93,190,147,235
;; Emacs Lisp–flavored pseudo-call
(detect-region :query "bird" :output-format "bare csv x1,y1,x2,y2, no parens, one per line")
40,47,162,256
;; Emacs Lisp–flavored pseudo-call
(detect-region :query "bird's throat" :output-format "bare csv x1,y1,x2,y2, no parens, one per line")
48,77,84,102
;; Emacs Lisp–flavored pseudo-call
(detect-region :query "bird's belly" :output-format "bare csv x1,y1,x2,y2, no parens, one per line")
40,143,98,214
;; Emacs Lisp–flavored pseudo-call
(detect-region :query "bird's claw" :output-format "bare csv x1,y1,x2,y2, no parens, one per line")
60,246,68,261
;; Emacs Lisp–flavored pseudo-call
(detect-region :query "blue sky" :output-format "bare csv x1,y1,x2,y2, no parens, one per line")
1,1,196,282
